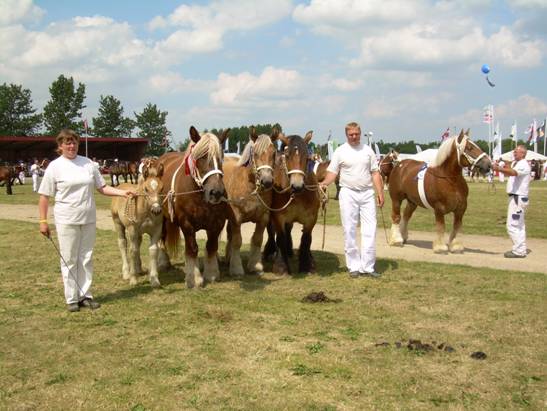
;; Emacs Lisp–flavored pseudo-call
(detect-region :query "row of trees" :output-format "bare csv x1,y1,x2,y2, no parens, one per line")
1,75,529,158
0,75,170,155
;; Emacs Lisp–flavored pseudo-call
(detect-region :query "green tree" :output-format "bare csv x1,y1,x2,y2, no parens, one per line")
42,75,86,135
0,83,42,136
134,103,171,156
92,95,135,137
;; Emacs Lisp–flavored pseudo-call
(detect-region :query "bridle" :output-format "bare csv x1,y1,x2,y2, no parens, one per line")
456,136,488,169
247,145,274,190
379,153,399,177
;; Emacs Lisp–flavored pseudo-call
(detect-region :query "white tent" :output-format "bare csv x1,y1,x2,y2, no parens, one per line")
396,148,439,164
500,150,547,162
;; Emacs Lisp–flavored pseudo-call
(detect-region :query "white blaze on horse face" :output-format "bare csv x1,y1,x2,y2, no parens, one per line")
150,179,158,191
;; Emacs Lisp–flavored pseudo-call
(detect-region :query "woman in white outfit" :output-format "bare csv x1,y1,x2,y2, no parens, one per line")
38,129,134,312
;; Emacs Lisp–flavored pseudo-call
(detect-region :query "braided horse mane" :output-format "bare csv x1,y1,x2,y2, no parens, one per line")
237,134,272,167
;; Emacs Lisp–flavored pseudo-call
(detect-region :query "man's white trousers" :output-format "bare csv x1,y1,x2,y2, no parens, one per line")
56,223,95,304
506,196,528,256
32,174,39,191
338,187,377,273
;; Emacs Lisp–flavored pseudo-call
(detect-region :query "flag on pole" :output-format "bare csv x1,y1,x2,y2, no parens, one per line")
415,144,422,153
440,127,450,141
493,122,502,159
374,143,381,160
224,134,229,152
509,121,517,142
83,118,89,134
527,120,537,145
537,119,545,140
236,141,241,154
482,106,493,124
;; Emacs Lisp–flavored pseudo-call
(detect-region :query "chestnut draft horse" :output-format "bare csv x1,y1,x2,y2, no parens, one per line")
388,129,491,253
379,149,399,187
0,166,14,195
265,132,321,275
159,126,229,288
223,127,278,276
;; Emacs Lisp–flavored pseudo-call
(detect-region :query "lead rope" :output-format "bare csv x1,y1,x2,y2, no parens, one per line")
124,193,138,223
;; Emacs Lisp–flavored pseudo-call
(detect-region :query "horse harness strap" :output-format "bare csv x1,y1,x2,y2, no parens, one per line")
416,163,434,210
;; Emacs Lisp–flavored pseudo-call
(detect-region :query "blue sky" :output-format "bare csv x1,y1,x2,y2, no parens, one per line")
2,0,546,146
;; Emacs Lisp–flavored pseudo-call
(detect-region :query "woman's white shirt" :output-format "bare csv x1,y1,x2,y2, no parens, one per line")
39,155,106,224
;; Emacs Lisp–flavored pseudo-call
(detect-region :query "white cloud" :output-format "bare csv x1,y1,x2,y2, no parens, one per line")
0,0,44,26
211,66,303,106
294,0,545,71
148,72,210,94
449,95,547,128
149,0,293,54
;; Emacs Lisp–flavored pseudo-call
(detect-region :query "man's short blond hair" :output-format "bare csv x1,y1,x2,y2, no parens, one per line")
345,122,361,134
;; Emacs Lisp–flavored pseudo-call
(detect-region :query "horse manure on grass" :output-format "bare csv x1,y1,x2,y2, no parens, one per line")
470,351,487,360
375,339,457,355
301,291,339,303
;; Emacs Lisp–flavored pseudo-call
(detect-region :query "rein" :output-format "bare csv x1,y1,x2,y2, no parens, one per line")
456,137,487,169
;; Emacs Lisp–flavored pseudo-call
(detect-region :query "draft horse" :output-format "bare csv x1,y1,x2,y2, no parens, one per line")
265,131,321,275
387,129,491,253
111,159,166,287
0,166,14,195
223,127,279,276
159,126,229,288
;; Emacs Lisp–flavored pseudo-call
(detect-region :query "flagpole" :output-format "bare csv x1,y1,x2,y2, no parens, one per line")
544,116,546,156
85,120,88,158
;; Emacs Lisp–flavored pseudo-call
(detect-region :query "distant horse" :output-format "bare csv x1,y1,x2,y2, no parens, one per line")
387,129,491,253
159,126,229,288
265,132,321,274
223,127,279,276
0,166,14,195
111,160,165,287
379,149,399,187
110,161,138,186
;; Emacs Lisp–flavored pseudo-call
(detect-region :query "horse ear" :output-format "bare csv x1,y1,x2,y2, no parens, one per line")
189,126,201,143
270,127,280,142
278,133,289,146
219,128,230,145
143,167,149,179
465,128,471,137
304,131,313,143
457,129,465,142
250,126,258,142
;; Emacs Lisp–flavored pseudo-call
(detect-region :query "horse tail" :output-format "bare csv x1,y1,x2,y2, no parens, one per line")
162,217,181,258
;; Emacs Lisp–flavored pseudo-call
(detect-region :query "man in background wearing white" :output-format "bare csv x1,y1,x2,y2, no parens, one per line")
493,145,531,258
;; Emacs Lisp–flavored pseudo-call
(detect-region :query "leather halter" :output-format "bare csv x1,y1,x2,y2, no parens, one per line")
456,136,487,169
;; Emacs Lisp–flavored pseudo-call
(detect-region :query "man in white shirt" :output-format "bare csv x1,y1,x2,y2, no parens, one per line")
30,159,41,192
492,145,531,258
320,122,384,277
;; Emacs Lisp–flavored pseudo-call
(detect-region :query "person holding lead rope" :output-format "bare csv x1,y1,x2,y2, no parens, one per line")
38,129,134,312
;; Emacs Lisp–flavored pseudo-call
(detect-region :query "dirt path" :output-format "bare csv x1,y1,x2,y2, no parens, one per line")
4,203,545,274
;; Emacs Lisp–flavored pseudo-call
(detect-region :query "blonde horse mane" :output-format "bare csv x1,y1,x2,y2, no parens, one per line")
237,134,272,166
188,132,222,162
430,136,457,167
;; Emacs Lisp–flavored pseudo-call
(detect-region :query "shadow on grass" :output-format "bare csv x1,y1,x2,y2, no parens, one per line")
405,239,498,256
376,258,399,273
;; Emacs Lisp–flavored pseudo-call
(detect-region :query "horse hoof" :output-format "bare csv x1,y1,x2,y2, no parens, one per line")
129,277,138,286
433,248,448,254
150,279,161,288
389,240,404,247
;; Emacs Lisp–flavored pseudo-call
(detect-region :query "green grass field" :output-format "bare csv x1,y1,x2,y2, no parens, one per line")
3,178,547,238
0,220,545,410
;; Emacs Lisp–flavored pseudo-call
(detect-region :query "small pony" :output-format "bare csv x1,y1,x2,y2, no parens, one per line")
111,159,166,287
387,129,491,253
223,126,279,276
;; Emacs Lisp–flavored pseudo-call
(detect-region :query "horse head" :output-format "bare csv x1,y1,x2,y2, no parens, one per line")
278,131,312,193
141,161,164,215
247,126,278,190
188,126,229,204
379,149,399,178
456,129,492,175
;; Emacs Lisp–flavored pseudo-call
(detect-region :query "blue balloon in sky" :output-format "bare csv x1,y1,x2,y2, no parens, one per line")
481,64,490,74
